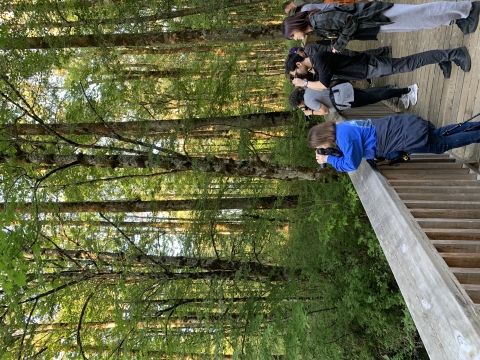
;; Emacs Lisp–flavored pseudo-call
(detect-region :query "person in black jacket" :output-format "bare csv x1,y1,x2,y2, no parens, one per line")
286,47,470,89
282,1,480,52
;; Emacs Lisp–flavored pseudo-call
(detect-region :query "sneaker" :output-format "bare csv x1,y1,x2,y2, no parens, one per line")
452,46,471,72
456,18,469,35
439,61,452,78
400,94,410,109
468,1,480,33
406,84,418,107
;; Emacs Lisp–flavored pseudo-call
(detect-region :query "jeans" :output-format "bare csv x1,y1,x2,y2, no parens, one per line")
407,121,480,154
366,48,462,78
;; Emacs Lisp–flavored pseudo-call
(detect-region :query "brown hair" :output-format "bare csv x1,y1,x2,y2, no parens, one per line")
307,122,337,148
281,11,311,39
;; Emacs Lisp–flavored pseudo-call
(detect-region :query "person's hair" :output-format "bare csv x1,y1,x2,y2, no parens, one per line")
282,0,293,12
281,11,311,39
285,53,305,74
288,88,305,109
307,122,337,148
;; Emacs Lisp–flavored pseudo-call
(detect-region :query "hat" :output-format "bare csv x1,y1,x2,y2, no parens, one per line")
289,47,299,54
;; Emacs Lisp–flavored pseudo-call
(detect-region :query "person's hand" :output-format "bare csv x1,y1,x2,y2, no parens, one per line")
302,108,314,116
315,152,329,165
331,48,338,53
291,77,306,87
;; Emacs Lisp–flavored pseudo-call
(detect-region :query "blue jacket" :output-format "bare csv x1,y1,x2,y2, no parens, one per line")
327,115,429,172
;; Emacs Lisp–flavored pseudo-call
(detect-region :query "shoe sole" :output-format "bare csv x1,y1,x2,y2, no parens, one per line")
458,46,472,72
468,2,480,33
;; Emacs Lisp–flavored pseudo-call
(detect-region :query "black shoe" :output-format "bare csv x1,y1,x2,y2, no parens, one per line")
439,61,452,78
366,78,373,86
456,18,469,35
468,1,480,33
452,46,471,72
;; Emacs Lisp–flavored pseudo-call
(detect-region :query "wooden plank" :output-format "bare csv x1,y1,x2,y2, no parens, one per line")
441,253,480,268
451,268,480,285
378,162,463,170
425,229,480,240
418,219,480,229
389,180,480,187
398,193,480,201
394,186,480,194
383,173,477,180
431,240,480,253
462,284,480,304
410,209,480,219
349,160,480,360
404,200,480,210
380,168,471,175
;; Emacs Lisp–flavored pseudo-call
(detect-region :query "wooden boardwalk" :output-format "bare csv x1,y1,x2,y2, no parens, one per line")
348,0,480,164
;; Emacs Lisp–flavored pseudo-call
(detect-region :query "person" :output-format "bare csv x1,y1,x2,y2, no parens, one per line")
286,47,470,89
282,1,480,52
289,83,417,116
307,115,480,172
292,42,391,58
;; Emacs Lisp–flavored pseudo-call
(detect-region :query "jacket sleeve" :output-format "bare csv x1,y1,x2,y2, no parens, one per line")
331,14,358,53
327,139,364,172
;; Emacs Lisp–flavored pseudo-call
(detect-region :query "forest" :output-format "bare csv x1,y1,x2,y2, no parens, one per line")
0,0,427,359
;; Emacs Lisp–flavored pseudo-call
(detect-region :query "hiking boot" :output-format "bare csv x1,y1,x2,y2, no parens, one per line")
452,46,471,72
468,1,480,33
439,61,452,78
456,18,470,35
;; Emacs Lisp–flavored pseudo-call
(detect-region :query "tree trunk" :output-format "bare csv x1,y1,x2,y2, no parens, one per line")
11,195,299,213
6,111,297,136
3,151,337,181
24,248,293,280
19,0,268,29
7,25,282,49
30,268,289,282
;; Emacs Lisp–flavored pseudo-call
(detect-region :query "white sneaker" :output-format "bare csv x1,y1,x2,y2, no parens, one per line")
400,94,410,109
407,84,418,107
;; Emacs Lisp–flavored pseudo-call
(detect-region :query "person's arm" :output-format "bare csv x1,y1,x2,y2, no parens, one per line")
302,104,329,116
326,140,364,172
291,78,327,90
331,15,358,53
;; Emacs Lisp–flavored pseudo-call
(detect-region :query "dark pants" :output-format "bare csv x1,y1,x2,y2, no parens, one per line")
407,122,480,154
350,87,409,108
342,46,391,58
366,48,461,78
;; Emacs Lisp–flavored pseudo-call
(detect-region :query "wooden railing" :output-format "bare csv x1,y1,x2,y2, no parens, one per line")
350,153,480,359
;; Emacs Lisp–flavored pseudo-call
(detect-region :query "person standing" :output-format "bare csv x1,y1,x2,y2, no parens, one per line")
286,47,471,89
282,1,480,52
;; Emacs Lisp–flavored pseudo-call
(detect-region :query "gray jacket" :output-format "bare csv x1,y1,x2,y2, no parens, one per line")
304,83,354,113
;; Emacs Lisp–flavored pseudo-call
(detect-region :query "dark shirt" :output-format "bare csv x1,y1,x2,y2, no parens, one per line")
310,51,370,87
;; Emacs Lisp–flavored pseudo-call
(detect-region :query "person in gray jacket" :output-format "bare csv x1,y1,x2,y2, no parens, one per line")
288,83,417,116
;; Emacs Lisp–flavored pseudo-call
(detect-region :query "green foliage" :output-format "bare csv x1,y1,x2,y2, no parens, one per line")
0,1,425,359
